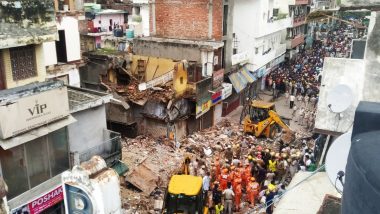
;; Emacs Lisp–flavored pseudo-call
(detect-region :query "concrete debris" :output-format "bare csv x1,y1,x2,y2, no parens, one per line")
121,119,313,213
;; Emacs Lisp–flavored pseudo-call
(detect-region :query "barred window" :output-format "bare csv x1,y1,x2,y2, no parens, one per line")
10,45,37,81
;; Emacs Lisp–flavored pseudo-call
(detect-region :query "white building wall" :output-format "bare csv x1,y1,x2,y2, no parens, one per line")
201,50,215,77
233,0,289,71
43,42,58,66
141,5,150,37
68,106,108,154
57,16,81,62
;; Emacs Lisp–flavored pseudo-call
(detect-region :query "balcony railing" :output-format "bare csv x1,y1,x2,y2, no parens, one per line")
294,0,310,5
292,15,306,27
79,129,122,167
286,34,305,49
256,17,292,38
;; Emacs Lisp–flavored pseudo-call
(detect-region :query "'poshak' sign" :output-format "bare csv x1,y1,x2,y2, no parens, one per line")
11,186,64,214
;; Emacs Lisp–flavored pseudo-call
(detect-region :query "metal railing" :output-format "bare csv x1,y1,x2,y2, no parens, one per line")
79,129,122,167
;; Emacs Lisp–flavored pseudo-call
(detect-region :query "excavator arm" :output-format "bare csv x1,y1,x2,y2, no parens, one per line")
254,117,274,137
268,110,291,132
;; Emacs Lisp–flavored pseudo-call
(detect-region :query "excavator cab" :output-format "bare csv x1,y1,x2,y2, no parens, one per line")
243,100,291,138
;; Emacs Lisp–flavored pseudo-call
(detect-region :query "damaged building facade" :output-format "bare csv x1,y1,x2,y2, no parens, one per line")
0,0,125,213
79,0,234,140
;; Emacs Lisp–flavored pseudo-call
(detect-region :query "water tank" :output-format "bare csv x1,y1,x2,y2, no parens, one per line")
126,29,135,39
114,29,123,37
342,101,380,213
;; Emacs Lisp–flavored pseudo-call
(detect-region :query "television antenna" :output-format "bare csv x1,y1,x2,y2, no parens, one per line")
325,132,352,193
326,84,353,113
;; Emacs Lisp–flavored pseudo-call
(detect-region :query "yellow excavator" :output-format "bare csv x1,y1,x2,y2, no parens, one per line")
243,100,293,140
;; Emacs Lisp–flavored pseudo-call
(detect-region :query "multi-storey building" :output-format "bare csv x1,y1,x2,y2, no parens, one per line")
229,0,290,97
0,1,124,213
277,0,310,59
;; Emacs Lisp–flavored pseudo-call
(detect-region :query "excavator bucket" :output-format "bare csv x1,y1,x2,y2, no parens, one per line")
281,129,295,144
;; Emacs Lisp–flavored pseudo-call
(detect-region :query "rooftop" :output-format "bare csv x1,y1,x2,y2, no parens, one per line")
68,86,112,113
134,37,224,50
0,81,63,104
95,9,128,15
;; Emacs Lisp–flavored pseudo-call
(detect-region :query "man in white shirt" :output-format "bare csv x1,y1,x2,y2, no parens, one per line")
202,172,211,192
290,94,295,109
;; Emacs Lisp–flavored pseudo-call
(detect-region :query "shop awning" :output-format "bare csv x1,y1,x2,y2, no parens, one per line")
241,68,257,83
228,72,248,93
0,115,76,150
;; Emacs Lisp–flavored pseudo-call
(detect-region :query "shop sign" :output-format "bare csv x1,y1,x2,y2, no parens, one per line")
211,91,222,105
212,69,224,89
257,67,266,78
196,99,212,119
0,87,70,139
221,83,232,100
11,186,64,214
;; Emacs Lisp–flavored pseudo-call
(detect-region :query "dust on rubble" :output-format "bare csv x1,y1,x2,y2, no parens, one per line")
120,119,312,213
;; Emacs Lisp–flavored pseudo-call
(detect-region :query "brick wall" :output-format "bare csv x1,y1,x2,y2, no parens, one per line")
2,44,46,89
154,0,222,40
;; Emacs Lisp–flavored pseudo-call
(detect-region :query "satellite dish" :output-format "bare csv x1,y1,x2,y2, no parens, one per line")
325,132,352,192
326,84,353,113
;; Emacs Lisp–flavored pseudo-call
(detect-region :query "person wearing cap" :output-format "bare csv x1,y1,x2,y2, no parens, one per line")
243,162,251,188
219,168,229,191
246,177,260,206
233,173,243,212
225,145,233,164
265,182,277,214
222,183,235,214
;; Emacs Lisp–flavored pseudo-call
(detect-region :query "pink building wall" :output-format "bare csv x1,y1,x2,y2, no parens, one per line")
93,13,125,32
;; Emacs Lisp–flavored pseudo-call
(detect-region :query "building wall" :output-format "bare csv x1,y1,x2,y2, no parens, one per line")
43,42,58,66
154,0,223,40
144,118,167,138
131,55,176,81
57,16,81,62
68,106,107,154
133,40,203,61
2,45,46,89
93,14,125,32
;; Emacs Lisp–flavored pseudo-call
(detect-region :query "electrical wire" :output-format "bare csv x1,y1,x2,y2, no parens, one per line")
248,164,326,214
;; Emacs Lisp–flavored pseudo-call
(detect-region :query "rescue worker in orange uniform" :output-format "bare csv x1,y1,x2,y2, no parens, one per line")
229,166,236,186
246,177,260,207
243,162,251,189
215,157,221,178
234,173,243,212
219,168,229,191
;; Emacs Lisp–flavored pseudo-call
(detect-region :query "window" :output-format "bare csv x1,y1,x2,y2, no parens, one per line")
0,128,69,199
134,6,141,16
223,5,228,36
180,77,184,84
9,45,37,81
255,48,259,54
0,51,5,89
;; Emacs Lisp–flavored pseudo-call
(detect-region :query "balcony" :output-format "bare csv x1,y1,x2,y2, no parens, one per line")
275,43,287,58
79,129,122,167
251,50,276,71
292,15,307,27
256,17,292,38
287,34,305,49
289,0,310,5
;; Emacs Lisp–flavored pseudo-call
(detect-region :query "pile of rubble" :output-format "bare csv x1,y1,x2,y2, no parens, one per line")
121,136,184,213
120,119,313,213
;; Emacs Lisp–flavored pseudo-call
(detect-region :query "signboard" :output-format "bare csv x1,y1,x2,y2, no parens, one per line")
196,100,212,119
0,87,70,139
257,67,266,78
211,91,222,105
231,51,250,65
138,70,174,91
212,69,224,89
222,83,232,100
11,186,64,214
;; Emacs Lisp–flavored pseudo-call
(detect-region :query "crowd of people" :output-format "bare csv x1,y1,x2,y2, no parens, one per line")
179,22,359,214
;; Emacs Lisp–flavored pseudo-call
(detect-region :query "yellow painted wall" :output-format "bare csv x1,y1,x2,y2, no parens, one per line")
131,55,176,82
173,61,188,96
3,44,46,89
